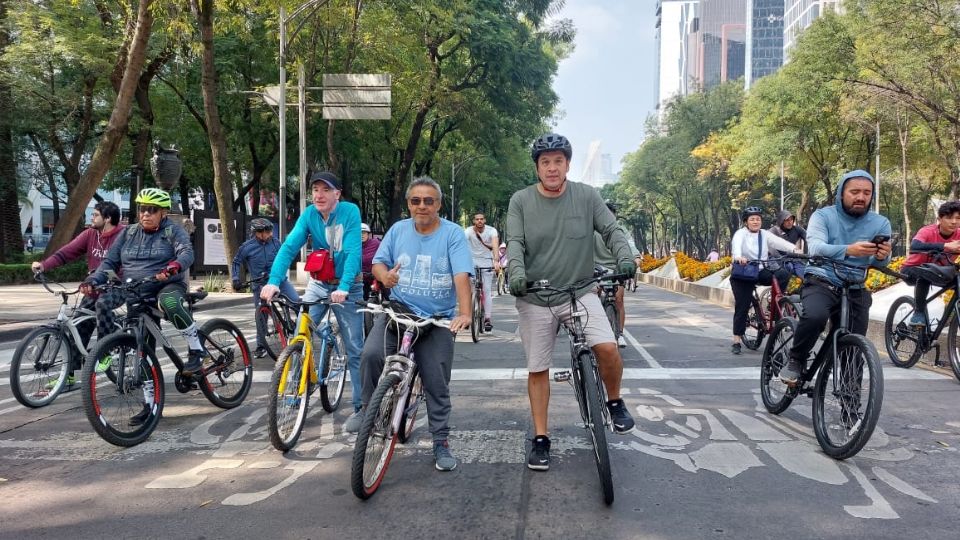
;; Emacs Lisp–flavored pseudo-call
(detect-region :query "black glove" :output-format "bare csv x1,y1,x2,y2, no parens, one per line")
509,274,527,297
617,259,637,277
232,280,242,292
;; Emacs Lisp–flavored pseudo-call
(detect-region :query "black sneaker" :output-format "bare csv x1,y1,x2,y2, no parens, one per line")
779,357,805,386
483,319,493,332
527,435,550,471
182,349,205,376
731,343,742,355
130,405,151,426
607,398,635,434
254,347,268,359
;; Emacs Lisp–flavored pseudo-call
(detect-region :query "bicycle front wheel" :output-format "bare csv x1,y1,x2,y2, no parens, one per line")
198,319,252,409
884,296,922,368
946,315,960,383
578,351,614,505
471,292,481,342
259,306,286,360
10,326,72,408
351,372,402,499
604,302,620,339
268,342,310,451
320,328,347,412
760,318,797,414
397,372,423,444
812,334,884,459
81,333,164,447
742,298,765,350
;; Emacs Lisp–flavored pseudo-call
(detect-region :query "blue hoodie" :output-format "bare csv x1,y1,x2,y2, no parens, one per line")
805,169,891,287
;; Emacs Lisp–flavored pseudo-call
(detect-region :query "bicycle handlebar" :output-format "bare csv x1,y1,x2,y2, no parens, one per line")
356,301,450,329
527,273,630,294
34,272,81,296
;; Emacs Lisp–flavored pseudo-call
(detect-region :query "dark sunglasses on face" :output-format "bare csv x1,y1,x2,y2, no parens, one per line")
408,197,436,206
139,205,161,215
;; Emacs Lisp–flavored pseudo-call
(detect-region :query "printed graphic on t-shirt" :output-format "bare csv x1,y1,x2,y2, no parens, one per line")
396,252,454,300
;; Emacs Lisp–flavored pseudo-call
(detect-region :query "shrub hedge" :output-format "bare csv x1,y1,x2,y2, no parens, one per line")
0,260,88,285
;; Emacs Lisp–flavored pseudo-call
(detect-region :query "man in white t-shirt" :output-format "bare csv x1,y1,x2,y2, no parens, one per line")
464,212,499,331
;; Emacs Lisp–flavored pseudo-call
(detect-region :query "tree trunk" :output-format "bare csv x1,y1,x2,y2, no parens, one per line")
897,110,912,249
44,0,154,255
195,0,238,280
0,0,22,261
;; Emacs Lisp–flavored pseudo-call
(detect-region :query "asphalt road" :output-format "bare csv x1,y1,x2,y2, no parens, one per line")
1,284,959,539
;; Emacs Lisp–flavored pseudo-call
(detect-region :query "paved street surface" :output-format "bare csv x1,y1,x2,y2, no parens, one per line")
1,283,959,539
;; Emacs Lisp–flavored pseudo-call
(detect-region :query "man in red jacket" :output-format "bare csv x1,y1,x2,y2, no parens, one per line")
31,202,124,388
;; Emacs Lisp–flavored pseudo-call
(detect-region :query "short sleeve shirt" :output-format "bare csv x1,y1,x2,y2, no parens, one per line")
464,225,498,266
374,218,474,318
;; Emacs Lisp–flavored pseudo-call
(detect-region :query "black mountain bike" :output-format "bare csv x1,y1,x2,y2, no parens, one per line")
529,272,630,506
81,276,252,447
760,255,884,459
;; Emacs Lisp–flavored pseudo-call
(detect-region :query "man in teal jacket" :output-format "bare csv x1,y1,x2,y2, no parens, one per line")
781,169,892,385
261,171,364,422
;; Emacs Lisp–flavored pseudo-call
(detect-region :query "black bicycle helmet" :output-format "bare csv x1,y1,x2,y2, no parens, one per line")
250,218,274,233
531,133,572,162
605,199,619,213
741,206,763,221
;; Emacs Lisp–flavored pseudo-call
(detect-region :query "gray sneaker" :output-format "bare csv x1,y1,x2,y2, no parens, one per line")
779,357,805,386
433,440,457,471
344,410,363,433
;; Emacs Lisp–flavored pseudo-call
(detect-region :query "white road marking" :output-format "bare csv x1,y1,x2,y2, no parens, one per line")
622,329,660,368
872,467,937,503
844,463,899,519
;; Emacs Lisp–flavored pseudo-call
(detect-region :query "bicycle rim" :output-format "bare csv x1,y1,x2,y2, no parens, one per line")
884,296,922,368
742,299,765,350
198,319,252,409
471,293,481,342
351,373,402,499
260,307,285,360
81,333,164,447
579,352,614,505
268,343,310,451
948,316,960,382
320,331,347,412
10,326,71,408
760,319,796,414
397,373,423,443
812,334,884,459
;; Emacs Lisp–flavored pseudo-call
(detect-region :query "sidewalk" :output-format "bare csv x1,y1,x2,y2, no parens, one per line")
0,279,252,343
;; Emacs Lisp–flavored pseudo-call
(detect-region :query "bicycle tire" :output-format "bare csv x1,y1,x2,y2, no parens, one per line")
760,318,797,414
946,316,960,383
397,372,423,443
604,302,620,339
742,298,766,350
320,327,347,412
471,292,481,342
259,306,286,360
778,296,801,320
351,372,403,499
884,296,923,368
197,319,252,409
812,333,884,459
268,342,310,451
81,333,164,447
578,351,614,505
10,326,72,408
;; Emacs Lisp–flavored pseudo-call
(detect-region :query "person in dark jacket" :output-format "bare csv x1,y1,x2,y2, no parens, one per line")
769,209,807,251
360,222,382,300
232,218,299,358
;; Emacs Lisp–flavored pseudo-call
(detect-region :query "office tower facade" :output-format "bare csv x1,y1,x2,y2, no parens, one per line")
744,0,784,88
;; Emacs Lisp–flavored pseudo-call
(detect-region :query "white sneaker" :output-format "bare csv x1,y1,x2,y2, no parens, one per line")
617,335,627,348
344,410,363,433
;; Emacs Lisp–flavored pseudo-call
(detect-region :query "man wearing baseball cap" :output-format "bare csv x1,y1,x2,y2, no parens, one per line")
261,170,365,424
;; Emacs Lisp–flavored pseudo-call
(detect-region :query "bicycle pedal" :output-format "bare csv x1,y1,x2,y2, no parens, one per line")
553,370,571,382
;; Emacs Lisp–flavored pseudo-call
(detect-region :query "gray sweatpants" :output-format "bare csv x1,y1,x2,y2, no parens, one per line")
359,313,454,442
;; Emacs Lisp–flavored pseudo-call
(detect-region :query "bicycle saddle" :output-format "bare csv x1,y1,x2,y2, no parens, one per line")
915,263,957,287
188,288,209,305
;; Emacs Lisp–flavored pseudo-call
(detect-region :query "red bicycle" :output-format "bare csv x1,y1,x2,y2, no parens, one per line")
742,257,803,350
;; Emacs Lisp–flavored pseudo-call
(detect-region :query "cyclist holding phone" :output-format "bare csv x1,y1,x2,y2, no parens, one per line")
899,201,960,327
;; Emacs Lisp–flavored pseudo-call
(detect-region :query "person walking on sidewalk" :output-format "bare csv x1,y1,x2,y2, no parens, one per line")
507,133,637,472
31,202,124,388
232,218,299,358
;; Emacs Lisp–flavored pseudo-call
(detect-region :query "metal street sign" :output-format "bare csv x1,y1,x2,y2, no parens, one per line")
322,73,391,120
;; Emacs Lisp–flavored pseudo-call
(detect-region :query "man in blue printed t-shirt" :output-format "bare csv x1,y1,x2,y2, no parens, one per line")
354,176,473,473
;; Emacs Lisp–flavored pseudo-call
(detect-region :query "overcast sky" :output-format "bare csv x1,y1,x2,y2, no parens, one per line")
550,0,659,176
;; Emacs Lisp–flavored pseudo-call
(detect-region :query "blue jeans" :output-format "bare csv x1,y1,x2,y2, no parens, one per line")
252,279,299,349
302,278,364,412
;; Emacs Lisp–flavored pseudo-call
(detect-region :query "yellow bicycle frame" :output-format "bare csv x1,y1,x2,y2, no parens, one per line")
276,310,316,397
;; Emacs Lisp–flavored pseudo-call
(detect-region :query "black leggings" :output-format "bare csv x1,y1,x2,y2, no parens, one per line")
731,268,790,336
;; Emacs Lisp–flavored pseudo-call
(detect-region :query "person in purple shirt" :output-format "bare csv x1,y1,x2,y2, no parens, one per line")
360,222,382,300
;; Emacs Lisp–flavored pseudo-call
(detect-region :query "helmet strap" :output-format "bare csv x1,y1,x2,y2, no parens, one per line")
539,177,566,193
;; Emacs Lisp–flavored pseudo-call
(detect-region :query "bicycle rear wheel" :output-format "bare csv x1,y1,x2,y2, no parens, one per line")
471,292,481,342
760,318,797,414
10,326,72,408
258,306,286,360
268,342,310,451
884,296,922,368
578,351,614,505
81,333,164,447
397,372,423,443
812,334,883,459
198,319,252,409
319,328,347,412
945,316,960,383
742,298,766,350
351,372,402,499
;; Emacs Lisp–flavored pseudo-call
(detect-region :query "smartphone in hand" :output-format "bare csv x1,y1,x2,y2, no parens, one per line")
870,234,890,244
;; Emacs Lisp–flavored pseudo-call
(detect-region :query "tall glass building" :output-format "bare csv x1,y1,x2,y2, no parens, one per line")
783,0,841,60
744,0,784,88
694,0,746,90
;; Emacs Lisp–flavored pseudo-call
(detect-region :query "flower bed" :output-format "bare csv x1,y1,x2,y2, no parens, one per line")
640,253,670,273
864,256,905,292
674,252,732,281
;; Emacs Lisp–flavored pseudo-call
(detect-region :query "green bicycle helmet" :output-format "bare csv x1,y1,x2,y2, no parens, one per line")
135,187,172,208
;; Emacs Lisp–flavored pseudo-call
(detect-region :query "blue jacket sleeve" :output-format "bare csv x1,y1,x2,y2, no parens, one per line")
806,211,847,260
269,211,311,286
337,204,363,293
232,240,249,280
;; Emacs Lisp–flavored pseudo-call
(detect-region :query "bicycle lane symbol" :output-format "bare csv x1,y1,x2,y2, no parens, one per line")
619,387,937,519
145,397,351,506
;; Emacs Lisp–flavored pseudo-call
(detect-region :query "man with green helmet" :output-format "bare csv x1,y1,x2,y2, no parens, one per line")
83,188,205,385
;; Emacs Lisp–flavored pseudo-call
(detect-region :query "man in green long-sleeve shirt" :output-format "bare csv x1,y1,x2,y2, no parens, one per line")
506,133,637,472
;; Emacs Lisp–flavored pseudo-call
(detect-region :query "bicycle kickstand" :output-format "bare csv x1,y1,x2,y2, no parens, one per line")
932,342,943,367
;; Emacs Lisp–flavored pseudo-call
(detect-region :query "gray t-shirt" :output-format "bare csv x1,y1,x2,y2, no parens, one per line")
506,181,633,307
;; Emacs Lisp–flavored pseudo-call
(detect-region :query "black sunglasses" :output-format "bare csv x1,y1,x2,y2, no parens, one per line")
408,197,436,206
139,206,162,215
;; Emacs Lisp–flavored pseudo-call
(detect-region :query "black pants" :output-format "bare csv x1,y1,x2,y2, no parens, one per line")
900,267,931,318
730,268,790,336
789,277,872,362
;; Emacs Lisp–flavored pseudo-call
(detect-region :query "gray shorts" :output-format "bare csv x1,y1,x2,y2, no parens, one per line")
516,293,616,373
